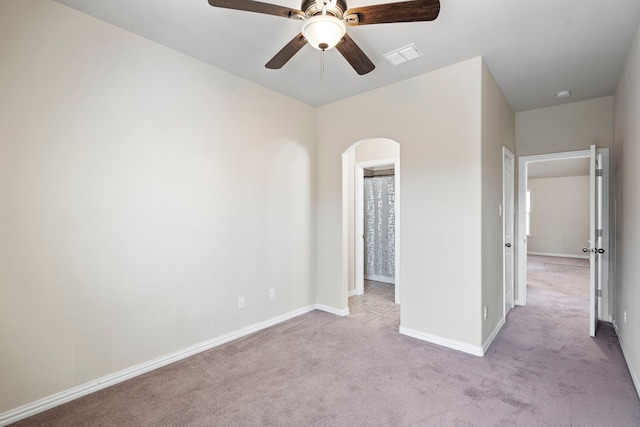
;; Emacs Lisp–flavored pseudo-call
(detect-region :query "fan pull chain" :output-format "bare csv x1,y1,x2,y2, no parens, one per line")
320,49,325,80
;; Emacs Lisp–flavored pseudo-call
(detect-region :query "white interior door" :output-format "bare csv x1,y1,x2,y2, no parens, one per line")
503,148,515,317
588,145,598,337
595,150,606,321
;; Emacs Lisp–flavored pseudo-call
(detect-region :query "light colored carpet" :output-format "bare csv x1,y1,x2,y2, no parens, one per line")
13,257,640,426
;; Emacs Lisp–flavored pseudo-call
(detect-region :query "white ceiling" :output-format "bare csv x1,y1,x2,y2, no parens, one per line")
528,158,589,179
54,0,640,111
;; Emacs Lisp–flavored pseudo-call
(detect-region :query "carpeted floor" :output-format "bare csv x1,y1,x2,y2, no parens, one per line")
13,256,640,426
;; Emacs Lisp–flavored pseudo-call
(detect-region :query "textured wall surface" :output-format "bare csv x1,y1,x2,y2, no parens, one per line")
317,58,485,347
0,0,316,414
527,176,589,258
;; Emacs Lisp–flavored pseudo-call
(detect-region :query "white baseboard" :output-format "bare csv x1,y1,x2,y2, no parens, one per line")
364,274,395,284
348,289,357,297
0,305,317,426
483,318,505,354
314,303,349,317
613,321,640,401
399,326,484,357
527,251,589,260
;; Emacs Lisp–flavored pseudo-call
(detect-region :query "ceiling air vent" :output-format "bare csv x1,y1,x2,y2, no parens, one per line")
382,43,424,66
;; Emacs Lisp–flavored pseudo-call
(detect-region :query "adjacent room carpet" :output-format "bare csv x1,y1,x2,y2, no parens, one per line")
13,256,640,426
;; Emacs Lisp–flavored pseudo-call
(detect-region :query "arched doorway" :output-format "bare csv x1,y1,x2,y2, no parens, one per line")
342,138,400,320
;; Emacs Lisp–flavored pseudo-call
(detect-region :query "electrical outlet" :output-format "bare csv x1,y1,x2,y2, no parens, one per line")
269,289,275,300
238,296,245,309
483,306,488,320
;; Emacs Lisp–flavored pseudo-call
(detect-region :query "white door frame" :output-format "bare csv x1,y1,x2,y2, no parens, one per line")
355,157,400,304
502,147,515,318
516,149,609,322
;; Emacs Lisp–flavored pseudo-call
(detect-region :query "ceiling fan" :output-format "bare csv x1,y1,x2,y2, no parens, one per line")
207,0,440,75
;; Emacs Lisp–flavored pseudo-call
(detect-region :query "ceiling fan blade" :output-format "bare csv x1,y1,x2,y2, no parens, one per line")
265,33,308,69
344,0,440,25
335,34,375,75
208,0,304,19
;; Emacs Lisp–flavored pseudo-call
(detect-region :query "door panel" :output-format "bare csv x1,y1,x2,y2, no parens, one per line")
589,145,597,337
596,151,605,321
503,148,515,317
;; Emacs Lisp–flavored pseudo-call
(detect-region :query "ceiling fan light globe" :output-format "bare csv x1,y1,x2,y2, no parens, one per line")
302,15,346,51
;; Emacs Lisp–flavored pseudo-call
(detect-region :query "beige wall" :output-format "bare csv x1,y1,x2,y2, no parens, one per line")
613,25,640,397
0,0,316,413
516,96,614,156
317,57,485,347
481,61,516,343
355,139,400,163
527,176,589,258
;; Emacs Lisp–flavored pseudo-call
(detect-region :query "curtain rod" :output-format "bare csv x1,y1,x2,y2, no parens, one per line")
364,173,395,178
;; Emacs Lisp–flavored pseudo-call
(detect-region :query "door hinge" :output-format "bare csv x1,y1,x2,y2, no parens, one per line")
596,229,603,237
596,169,603,177
597,289,602,297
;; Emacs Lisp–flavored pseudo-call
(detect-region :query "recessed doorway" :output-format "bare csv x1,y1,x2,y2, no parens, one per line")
342,138,400,321
517,147,610,337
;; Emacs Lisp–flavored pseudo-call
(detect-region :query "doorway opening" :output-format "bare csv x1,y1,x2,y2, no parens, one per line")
342,138,400,327
363,166,396,285
517,147,609,336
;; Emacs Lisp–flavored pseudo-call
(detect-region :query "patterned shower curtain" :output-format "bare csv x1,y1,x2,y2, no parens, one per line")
364,175,395,281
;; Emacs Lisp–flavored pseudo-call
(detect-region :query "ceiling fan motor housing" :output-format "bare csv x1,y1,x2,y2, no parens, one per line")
302,0,348,18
